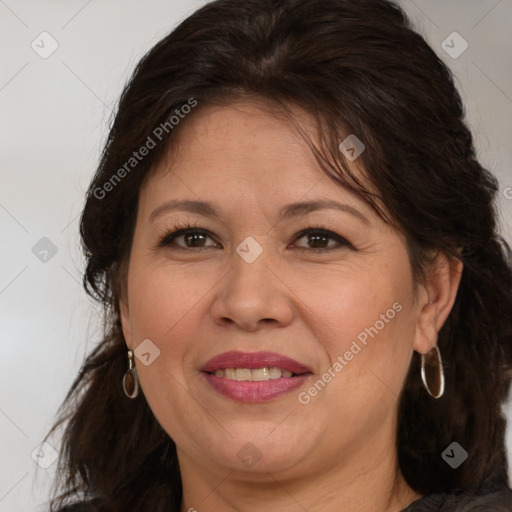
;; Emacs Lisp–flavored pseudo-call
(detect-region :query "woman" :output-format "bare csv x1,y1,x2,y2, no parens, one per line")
44,0,512,510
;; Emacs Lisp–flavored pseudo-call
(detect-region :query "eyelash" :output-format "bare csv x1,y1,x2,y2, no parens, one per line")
157,221,354,253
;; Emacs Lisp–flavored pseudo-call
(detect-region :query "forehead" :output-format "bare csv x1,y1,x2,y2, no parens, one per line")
171,101,321,176
133,101,401,248
143,101,370,206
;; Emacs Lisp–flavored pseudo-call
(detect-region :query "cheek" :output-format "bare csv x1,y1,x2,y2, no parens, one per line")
308,286,415,443
300,262,416,399
124,263,207,430
126,259,213,342
292,262,411,350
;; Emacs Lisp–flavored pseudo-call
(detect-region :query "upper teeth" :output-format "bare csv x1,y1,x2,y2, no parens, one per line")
214,367,293,381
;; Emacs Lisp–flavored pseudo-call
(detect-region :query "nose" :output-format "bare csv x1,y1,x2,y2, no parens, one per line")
209,246,295,331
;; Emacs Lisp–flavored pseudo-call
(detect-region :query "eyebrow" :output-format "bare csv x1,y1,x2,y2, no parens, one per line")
149,198,370,225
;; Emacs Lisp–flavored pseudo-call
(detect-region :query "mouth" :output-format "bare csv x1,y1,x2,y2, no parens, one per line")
200,351,313,402
206,367,300,381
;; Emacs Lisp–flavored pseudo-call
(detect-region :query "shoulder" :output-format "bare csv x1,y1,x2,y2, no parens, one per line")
402,483,512,511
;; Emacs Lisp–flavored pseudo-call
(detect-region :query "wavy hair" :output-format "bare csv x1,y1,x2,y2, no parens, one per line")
44,0,512,510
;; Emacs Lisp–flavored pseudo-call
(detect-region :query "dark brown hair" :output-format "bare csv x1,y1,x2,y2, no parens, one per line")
44,0,512,510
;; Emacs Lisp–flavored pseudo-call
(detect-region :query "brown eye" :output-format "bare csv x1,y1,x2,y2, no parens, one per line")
157,224,354,253
291,228,354,253
159,228,218,249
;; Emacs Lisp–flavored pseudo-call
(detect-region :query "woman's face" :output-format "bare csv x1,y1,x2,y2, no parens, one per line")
120,101,435,480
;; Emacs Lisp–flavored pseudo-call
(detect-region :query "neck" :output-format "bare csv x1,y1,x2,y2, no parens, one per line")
177,429,422,512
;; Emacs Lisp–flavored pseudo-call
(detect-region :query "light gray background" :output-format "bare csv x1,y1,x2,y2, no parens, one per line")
1,1,511,510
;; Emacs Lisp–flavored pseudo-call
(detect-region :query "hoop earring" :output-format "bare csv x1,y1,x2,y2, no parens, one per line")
420,345,444,399
122,350,139,399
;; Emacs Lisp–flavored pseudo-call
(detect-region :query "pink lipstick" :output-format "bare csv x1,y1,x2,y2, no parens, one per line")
200,350,313,403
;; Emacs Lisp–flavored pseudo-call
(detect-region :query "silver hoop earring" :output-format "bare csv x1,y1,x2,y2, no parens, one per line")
420,345,444,399
122,350,139,399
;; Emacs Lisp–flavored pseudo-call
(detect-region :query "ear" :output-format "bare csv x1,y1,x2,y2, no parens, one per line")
413,251,463,354
119,292,133,350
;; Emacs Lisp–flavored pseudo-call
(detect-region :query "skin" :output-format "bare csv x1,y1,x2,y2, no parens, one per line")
120,100,463,512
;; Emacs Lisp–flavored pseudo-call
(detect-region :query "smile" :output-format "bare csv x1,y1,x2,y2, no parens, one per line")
200,350,313,402
202,371,311,402
210,367,294,380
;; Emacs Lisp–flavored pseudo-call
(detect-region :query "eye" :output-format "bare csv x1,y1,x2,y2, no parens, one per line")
290,224,354,253
158,222,219,249
157,222,354,252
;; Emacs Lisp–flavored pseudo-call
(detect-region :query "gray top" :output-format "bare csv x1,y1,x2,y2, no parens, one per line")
401,484,512,511
58,483,512,511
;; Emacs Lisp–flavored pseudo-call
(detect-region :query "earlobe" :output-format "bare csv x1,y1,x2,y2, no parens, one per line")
413,251,463,354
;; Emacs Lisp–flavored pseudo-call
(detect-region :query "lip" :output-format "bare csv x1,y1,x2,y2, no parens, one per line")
200,350,313,374
202,373,311,402
200,350,313,403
